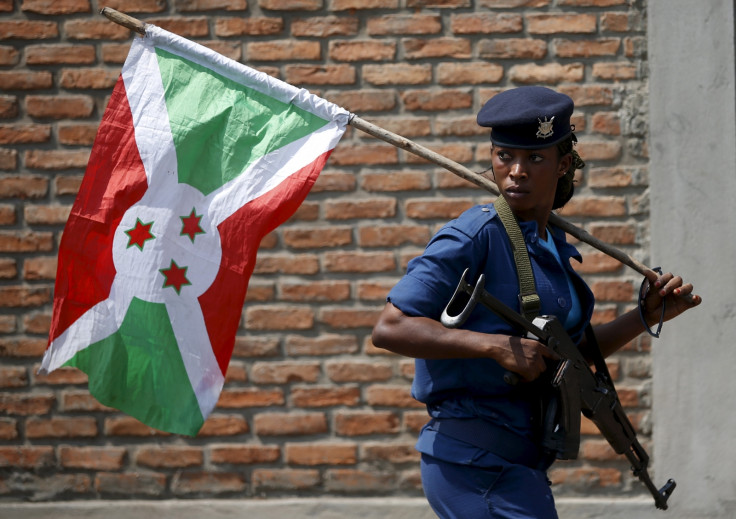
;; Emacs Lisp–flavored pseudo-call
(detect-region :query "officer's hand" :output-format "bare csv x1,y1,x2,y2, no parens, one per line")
500,336,560,382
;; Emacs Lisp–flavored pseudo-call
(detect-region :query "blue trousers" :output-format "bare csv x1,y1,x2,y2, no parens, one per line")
420,454,558,519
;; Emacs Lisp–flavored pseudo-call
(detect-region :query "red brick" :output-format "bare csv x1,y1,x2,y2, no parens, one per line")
0,418,19,440
198,415,250,436
292,16,359,37
252,468,320,490
172,471,246,495
408,0,469,8
325,468,396,492
136,446,203,468
572,252,623,274
0,393,54,415
362,442,420,463
57,123,98,146
23,204,71,226
26,95,95,119
329,40,396,62
284,64,356,85
0,175,49,199
259,0,322,9
97,0,164,12
601,12,630,32
404,198,474,219
558,196,626,217
0,45,19,65
280,280,351,302
0,366,26,388
0,285,52,307
59,67,120,89
361,170,430,192
590,280,634,302
332,0,397,8
366,14,442,36
335,410,400,435
326,360,393,382
60,446,126,470
245,305,314,330
548,466,621,488
34,365,87,385
210,444,280,464
559,0,626,6
54,174,83,196
136,17,210,38
593,62,638,81
527,13,597,34
478,38,547,59
401,89,473,111
588,223,636,244
0,96,18,119
217,387,285,408
285,442,357,465
365,384,423,408
59,391,113,412
509,62,584,84
0,21,59,40
247,40,321,61
64,19,132,40
95,472,167,496
21,0,91,14
254,253,320,274
285,334,359,356
0,262,19,279
292,385,361,407
325,89,396,112
0,124,51,144
359,225,430,248
250,361,321,384
323,252,395,273
281,227,352,249
214,17,284,37
363,63,432,86
555,38,621,58
176,0,247,10
254,412,328,435
403,37,470,59
26,417,98,438
450,13,522,34
325,198,396,219
0,70,53,90
308,171,356,193
0,337,48,358
330,143,398,166
0,446,55,468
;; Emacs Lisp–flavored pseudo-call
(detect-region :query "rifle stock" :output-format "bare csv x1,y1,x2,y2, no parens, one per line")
441,269,676,510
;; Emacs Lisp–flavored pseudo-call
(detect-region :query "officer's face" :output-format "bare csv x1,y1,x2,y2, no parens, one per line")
490,144,571,223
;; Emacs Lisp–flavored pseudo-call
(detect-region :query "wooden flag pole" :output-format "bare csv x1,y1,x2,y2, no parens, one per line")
99,7,656,280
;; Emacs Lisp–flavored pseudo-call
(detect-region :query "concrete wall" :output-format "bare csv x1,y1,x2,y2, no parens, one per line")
649,1,736,518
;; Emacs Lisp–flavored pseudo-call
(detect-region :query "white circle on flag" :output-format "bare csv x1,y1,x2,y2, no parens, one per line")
112,181,223,303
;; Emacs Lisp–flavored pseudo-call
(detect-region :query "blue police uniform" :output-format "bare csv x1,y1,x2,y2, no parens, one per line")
387,204,595,518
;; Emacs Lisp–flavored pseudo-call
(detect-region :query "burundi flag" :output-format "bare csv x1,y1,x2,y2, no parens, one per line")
39,25,349,436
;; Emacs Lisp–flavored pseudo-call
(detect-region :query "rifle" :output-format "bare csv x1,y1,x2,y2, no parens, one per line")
440,269,676,510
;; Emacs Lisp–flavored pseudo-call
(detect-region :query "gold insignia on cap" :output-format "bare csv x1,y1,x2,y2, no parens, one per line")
536,116,555,139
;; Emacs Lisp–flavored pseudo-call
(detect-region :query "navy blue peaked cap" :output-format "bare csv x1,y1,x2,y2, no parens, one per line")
477,86,574,149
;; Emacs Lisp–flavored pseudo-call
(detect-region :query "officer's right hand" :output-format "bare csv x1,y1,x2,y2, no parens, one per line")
499,336,560,382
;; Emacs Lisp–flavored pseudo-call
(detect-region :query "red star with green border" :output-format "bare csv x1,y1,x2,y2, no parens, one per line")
124,218,155,251
159,260,191,295
181,208,205,243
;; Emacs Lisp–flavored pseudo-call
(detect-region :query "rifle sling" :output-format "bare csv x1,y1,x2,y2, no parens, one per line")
493,195,541,320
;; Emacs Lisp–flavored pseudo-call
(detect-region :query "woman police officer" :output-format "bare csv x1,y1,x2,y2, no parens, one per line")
371,86,701,519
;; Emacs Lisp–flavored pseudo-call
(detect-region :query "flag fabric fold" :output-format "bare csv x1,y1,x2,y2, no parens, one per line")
41,25,349,436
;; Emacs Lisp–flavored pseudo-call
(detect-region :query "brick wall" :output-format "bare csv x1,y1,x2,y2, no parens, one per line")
0,0,653,503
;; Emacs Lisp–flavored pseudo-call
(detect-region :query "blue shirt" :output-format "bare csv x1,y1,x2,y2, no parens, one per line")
387,203,595,466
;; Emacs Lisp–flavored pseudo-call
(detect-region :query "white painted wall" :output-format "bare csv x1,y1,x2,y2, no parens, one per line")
649,1,736,517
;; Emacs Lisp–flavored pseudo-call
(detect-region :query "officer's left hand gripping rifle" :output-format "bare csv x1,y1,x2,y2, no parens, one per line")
441,269,676,511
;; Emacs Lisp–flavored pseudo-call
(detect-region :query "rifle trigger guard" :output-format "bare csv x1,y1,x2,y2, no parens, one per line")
441,268,484,328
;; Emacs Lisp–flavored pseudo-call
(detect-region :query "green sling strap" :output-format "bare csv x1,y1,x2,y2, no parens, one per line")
493,195,541,321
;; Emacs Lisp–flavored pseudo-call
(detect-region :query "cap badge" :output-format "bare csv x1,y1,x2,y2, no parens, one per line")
536,116,555,139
